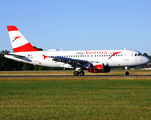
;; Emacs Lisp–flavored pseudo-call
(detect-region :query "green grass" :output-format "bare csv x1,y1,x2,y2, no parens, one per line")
0,78,151,119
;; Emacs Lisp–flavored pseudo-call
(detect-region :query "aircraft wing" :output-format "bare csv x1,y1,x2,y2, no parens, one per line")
52,56,91,68
4,53,32,62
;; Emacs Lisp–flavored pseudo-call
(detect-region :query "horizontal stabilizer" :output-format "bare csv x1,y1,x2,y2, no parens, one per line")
4,53,32,62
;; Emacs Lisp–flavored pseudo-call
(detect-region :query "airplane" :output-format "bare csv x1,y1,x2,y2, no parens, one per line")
4,26,150,76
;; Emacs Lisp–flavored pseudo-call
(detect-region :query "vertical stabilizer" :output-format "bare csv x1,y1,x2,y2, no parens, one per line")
7,26,38,52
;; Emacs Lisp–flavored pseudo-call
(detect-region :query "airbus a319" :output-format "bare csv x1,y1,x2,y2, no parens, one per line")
4,26,150,76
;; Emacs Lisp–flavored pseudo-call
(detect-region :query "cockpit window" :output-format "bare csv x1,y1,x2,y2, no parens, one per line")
135,53,142,57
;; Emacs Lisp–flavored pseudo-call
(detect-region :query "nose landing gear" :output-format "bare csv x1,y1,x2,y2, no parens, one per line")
125,66,129,75
125,71,129,75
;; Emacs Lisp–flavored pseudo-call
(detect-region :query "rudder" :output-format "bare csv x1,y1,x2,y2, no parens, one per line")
7,26,38,52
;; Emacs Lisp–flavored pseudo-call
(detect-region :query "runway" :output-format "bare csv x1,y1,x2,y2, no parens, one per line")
0,75,151,78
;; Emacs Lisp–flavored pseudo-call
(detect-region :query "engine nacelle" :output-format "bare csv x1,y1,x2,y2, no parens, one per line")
88,63,104,73
88,63,110,73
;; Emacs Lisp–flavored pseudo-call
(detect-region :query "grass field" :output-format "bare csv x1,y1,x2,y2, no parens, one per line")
0,76,151,119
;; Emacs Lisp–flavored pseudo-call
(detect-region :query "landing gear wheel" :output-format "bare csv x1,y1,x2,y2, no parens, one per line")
125,71,129,75
73,71,79,76
79,71,85,76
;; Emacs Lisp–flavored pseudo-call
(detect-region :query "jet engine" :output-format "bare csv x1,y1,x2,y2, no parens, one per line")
88,63,110,73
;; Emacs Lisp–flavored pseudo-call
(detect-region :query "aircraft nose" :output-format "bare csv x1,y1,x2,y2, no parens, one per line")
144,56,150,64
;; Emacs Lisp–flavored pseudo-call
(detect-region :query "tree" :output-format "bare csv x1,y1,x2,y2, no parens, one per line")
22,63,34,71
143,53,149,57
33,46,43,51
0,50,16,70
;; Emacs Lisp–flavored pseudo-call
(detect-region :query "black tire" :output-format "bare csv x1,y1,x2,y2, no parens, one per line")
125,71,129,75
79,71,85,76
73,71,79,76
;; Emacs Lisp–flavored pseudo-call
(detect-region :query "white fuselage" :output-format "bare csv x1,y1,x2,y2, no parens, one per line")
5,49,150,68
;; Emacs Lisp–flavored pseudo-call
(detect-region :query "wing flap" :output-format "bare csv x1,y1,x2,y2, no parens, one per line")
52,56,89,67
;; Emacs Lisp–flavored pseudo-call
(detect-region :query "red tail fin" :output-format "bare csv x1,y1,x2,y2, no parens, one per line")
7,26,39,52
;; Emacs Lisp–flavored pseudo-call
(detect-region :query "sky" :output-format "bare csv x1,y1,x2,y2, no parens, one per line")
1,0,151,54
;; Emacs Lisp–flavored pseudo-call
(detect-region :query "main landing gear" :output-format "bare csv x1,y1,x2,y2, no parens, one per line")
73,71,85,76
125,66,129,75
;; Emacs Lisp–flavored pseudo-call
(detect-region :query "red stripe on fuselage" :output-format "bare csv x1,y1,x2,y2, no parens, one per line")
13,43,39,52
108,52,121,59
7,26,18,32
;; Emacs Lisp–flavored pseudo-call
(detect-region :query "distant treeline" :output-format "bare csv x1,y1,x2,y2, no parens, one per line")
0,49,151,71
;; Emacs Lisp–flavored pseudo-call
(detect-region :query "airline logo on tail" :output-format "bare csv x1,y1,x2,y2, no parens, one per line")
12,36,21,42
7,26,39,52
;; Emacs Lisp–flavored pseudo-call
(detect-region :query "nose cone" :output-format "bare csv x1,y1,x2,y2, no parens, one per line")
144,56,150,64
